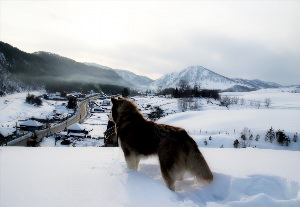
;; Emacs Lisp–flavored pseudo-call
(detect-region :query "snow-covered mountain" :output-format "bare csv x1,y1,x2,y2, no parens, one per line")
150,66,281,91
114,69,154,89
0,42,133,94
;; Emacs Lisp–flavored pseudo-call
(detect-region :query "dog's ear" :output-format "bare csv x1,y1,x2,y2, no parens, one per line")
111,97,118,105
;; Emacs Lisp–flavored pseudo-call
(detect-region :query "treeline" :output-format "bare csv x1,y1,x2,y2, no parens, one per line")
157,80,220,99
45,80,131,95
233,127,298,148
158,87,220,99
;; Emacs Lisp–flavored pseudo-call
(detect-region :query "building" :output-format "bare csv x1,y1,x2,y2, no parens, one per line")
19,120,45,132
67,123,88,138
91,106,105,113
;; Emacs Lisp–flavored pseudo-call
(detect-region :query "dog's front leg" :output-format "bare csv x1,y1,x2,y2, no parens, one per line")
125,153,140,170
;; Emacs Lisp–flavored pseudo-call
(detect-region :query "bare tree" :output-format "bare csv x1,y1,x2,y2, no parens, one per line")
240,98,245,105
220,96,231,108
265,98,271,108
255,101,261,109
178,98,188,112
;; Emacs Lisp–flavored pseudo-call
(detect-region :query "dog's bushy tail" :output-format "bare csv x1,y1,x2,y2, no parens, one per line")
186,138,213,183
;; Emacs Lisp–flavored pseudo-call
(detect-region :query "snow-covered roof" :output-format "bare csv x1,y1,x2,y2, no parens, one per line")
67,123,86,131
20,120,44,127
67,133,86,137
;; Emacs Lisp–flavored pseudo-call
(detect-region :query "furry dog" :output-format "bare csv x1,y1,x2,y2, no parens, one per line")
111,97,213,191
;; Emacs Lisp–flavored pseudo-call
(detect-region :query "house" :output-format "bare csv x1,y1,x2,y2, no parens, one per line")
101,99,111,106
91,106,105,113
67,123,88,138
19,120,45,132
98,95,106,100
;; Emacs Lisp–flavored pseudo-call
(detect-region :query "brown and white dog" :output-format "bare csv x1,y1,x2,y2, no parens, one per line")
111,97,213,191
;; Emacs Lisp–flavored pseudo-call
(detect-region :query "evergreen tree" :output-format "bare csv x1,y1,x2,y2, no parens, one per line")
293,133,298,142
26,93,35,104
173,88,179,98
255,134,260,141
122,88,130,97
276,129,287,145
265,127,275,143
34,96,43,106
67,96,77,109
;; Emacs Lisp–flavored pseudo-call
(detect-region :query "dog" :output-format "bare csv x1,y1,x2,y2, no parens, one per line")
111,97,213,191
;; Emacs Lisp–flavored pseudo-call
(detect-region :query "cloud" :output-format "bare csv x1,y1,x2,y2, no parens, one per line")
1,0,299,85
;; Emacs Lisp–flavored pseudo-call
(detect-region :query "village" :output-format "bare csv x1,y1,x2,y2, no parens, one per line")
43,93,117,147
0,91,177,147
0,91,114,147
1,87,300,150
40,92,178,147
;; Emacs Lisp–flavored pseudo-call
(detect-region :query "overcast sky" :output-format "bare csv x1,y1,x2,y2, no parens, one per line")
1,0,299,85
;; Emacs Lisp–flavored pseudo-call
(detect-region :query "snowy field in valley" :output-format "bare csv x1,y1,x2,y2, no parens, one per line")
1,87,300,206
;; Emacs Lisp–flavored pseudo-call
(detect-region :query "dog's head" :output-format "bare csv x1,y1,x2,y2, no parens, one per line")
111,97,137,124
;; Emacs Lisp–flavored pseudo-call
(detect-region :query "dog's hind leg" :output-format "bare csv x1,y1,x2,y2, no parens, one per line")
158,151,177,191
124,153,140,170
160,167,176,191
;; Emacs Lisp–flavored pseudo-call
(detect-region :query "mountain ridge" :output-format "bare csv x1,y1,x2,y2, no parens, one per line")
0,41,133,94
0,42,283,94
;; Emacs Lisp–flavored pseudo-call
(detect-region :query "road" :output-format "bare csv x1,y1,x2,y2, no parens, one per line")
8,95,97,146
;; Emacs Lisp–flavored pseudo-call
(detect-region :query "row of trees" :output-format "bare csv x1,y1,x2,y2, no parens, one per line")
158,80,220,100
235,127,298,148
45,80,134,95
265,127,297,146
220,96,271,108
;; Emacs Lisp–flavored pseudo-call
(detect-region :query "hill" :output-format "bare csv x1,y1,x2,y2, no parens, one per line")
0,42,132,94
114,69,154,89
83,63,154,89
150,66,281,91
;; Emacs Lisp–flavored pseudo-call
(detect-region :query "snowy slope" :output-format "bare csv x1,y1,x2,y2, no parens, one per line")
233,78,281,89
150,66,238,90
1,147,300,207
1,88,300,206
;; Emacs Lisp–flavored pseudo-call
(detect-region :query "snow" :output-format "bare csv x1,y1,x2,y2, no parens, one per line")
1,87,300,206
20,119,44,127
1,148,299,207
67,123,86,131
0,91,70,136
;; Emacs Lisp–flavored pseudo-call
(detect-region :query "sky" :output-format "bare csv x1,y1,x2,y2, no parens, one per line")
0,0,300,85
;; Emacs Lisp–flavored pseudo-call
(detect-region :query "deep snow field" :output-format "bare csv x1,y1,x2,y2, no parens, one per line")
1,87,300,207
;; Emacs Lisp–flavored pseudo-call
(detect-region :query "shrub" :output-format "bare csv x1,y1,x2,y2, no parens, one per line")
26,93,43,106
148,106,164,121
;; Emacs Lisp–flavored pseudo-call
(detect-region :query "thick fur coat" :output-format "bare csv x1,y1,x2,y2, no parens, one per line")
111,97,213,191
